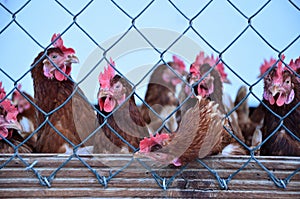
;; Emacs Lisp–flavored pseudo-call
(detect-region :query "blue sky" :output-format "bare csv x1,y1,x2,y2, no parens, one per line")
0,0,299,106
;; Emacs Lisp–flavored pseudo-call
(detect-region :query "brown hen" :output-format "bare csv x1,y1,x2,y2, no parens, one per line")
140,56,187,134
259,56,300,156
135,96,224,167
12,84,37,150
179,53,246,155
93,59,149,153
0,83,32,153
31,33,97,153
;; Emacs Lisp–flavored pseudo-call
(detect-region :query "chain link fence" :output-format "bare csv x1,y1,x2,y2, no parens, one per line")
0,0,299,191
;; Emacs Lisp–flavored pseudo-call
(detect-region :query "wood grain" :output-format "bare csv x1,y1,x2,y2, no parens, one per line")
0,154,299,198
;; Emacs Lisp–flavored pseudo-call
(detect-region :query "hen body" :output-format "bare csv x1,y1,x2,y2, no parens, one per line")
141,58,186,134
0,130,33,153
135,96,224,167
94,62,149,153
181,62,246,155
260,59,300,156
31,47,97,153
234,86,263,149
12,87,37,150
0,84,33,153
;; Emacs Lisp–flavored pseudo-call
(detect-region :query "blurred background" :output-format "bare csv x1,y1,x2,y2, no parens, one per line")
0,0,299,106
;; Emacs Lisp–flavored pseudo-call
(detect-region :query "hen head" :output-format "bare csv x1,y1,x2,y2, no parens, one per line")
194,51,230,84
262,55,296,106
98,59,131,113
162,55,186,86
134,133,181,166
187,63,214,98
42,33,79,81
0,82,21,140
12,84,31,114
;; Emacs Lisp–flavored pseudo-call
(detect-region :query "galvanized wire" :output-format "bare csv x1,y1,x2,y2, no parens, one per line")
0,0,299,191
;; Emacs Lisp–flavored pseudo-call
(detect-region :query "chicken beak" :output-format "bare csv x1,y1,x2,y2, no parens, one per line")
42,59,49,65
98,89,109,99
65,54,79,64
270,84,281,96
0,121,22,132
224,78,231,84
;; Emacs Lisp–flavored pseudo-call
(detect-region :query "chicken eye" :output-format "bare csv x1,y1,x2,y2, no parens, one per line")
285,80,290,84
285,77,291,85
52,55,58,59
115,84,121,89
265,76,271,83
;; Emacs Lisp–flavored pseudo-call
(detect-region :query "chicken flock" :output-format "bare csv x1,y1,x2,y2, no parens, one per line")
1,33,299,167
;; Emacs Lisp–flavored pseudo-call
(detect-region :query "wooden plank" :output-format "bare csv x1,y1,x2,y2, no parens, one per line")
0,177,299,191
0,154,299,198
1,155,299,171
0,167,299,181
0,188,299,198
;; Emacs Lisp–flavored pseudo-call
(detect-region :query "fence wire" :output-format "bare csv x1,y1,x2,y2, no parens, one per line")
0,0,299,191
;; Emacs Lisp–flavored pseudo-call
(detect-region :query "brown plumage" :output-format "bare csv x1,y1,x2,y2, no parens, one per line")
12,87,37,150
181,63,246,156
0,84,33,153
0,130,33,153
31,42,97,153
141,57,187,134
234,86,263,148
135,96,224,167
94,61,149,153
259,57,300,156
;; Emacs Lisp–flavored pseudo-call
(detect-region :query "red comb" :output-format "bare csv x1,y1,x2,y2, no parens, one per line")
139,133,170,153
0,82,18,122
194,51,206,66
0,82,6,100
98,58,116,89
51,33,75,54
276,54,285,77
206,55,229,83
289,56,300,72
172,55,186,73
195,52,216,66
0,100,18,122
0,82,18,140
259,57,277,77
204,54,216,66
193,51,230,82
190,63,200,75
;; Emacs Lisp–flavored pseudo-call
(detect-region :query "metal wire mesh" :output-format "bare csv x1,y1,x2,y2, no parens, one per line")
0,0,299,191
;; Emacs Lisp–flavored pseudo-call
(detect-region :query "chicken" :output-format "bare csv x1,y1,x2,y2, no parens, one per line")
30,33,97,153
134,96,225,167
140,56,187,134
12,84,37,149
233,86,263,155
192,51,231,84
179,51,231,115
179,53,246,155
234,86,261,145
93,59,149,153
0,82,32,153
259,55,300,156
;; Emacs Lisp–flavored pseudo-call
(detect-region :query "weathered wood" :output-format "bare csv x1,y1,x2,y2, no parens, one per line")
0,188,299,198
1,154,299,171
0,177,299,191
0,167,299,181
0,154,299,198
